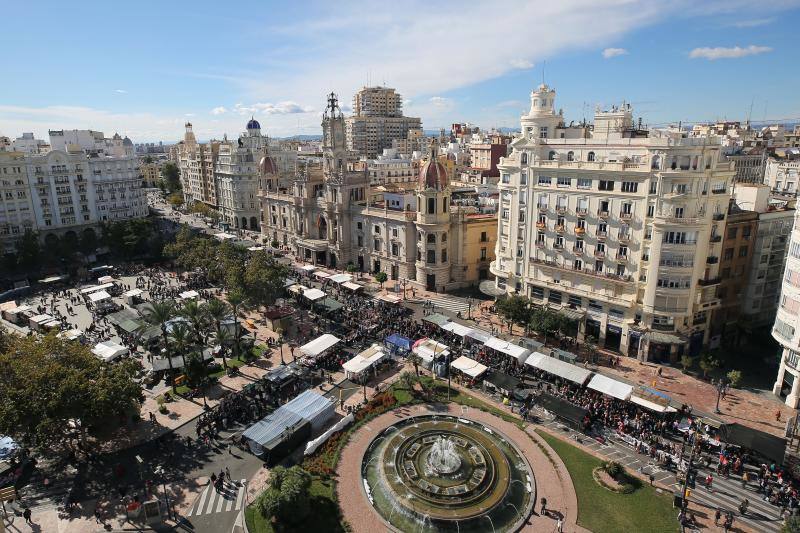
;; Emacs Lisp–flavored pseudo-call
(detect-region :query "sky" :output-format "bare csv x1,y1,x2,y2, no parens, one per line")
2,0,799,143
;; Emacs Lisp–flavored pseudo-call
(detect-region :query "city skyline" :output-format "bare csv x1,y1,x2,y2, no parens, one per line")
2,0,800,142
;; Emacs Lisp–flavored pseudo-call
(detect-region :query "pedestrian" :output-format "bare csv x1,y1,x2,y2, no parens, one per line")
705,473,713,491
742,470,750,488
225,466,231,481
776,410,782,422
540,496,547,515
556,516,563,532
210,472,217,487
23,506,32,525
714,508,721,525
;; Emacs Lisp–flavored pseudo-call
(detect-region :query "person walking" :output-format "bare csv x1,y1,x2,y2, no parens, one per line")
556,516,563,532
540,496,547,515
23,506,32,525
714,508,721,525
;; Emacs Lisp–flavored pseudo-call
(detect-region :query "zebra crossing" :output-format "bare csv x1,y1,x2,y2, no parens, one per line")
186,479,247,517
423,294,472,314
533,409,784,532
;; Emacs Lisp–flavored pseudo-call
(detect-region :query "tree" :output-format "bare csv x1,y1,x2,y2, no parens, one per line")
400,371,417,391
15,229,41,271
169,322,192,369
542,310,563,346
584,335,598,364
167,192,184,207
496,295,530,335
226,290,246,361
143,301,177,392
680,355,694,373
162,162,181,193
244,251,288,312
180,300,206,346
205,298,232,368
726,369,743,388
214,326,233,370
0,333,142,450
783,515,800,533
699,352,720,379
256,466,312,525
407,353,423,376
375,271,388,288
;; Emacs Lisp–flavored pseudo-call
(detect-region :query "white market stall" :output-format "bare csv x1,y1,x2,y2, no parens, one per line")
97,275,115,284
150,350,213,371
179,290,199,301
587,374,634,401
441,321,473,337
57,329,83,341
465,328,491,344
313,271,330,279
300,264,316,273
28,314,54,330
342,344,387,380
341,282,363,292
525,352,593,385
328,273,352,284
485,337,532,364
300,334,341,359
80,283,115,295
92,340,129,362
124,288,143,306
630,395,677,413
288,284,309,295
214,232,237,241
89,290,112,304
303,288,326,302
375,294,402,304
450,355,488,379
412,339,450,367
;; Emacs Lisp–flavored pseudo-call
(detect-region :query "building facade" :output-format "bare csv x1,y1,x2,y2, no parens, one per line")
491,84,734,362
177,123,220,207
215,119,265,231
366,148,417,185
260,93,496,291
139,161,161,188
346,87,422,158
0,151,36,253
772,207,800,407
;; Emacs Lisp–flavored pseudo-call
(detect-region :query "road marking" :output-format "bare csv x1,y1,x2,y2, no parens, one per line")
216,488,228,512
205,486,218,514
235,480,246,510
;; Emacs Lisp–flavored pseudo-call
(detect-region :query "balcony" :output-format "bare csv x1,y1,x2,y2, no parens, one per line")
573,246,584,255
619,212,633,221
596,230,607,239
555,225,565,233
712,213,725,221
616,253,628,262
538,205,548,213
556,206,567,215
618,233,630,243
706,256,719,264
576,208,588,217
529,255,633,283
597,210,610,219
712,188,727,195
536,241,545,248
710,235,722,243
594,250,605,259
553,243,564,250
536,222,546,229
574,227,586,236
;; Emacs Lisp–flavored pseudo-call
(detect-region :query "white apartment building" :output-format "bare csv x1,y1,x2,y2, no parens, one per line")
346,87,422,158
177,123,219,207
215,119,265,230
764,153,800,195
772,208,800,407
491,84,734,362
7,133,49,154
366,148,417,185
0,151,36,252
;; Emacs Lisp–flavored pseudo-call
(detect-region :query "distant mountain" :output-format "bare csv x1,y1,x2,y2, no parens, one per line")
279,134,322,141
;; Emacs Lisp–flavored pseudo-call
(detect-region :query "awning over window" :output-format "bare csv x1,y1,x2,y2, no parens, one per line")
525,352,592,385
587,374,633,401
450,356,488,378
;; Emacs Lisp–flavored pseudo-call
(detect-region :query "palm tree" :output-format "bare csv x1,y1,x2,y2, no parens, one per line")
204,298,230,334
169,322,192,369
180,300,206,346
226,289,246,362
407,353,423,376
214,326,232,370
143,301,176,392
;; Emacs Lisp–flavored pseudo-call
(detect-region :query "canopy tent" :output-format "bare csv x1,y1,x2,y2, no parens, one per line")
288,284,309,295
376,293,401,304
483,372,520,395
80,283,114,295
150,349,213,371
412,338,450,365
248,246,265,252
42,320,61,330
441,321,473,337
97,275,115,284
57,329,83,341
39,275,68,284
300,264,316,272
318,297,344,312
450,355,488,378
179,290,199,300
587,374,633,401
29,314,54,328
536,392,589,428
328,273,352,284
313,271,330,279
525,352,592,385
341,282,362,292
92,341,129,362
342,344,387,378
283,278,298,288
213,232,237,241
124,288,143,298
117,318,143,334
719,423,787,463
300,334,341,358
465,328,491,344
485,337,531,363
422,313,450,327
303,288,326,301
630,395,677,414
385,333,413,352
89,290,112,303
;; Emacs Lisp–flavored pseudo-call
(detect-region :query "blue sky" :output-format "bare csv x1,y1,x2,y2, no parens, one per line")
1,0,799,142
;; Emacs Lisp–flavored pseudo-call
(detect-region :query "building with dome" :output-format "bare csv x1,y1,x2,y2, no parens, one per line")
214,118,266,230
259,92,496,291
491,83,736,362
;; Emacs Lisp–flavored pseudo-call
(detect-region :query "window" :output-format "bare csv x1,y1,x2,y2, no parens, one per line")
649,181,657,194
442,232,447,243
599,180,614,191
775,318,795,340
520,172,527,185
540,127,548,139
557,176,571,187
647,205,655,217
538,176,552,186
392,228,398,238
374,224,381,234
442,250,447,262
555,235,564,248
567,151,575,162
549,290,562,304
587,152,595,162
548,151,556,161
428,197,435,214
427,250,436,264
531,286,544,299
443,197,448,213
575,239,584,249
742,226,751,238
616,264,625,276
739,246,748,257
501,173,510,184
618,245,628,257
621,181,638,193
727,227,738,239
391,243,399,256
663,231,696,244
427,234,436,243
480,248,487,260
674,207,683,218
568,294,582,306
723,248,734,260
480,231,488,242
577,178,592,189
521,153,528,165
501,208,510,220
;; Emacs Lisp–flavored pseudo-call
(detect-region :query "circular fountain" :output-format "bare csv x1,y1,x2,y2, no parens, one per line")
361,415,534,532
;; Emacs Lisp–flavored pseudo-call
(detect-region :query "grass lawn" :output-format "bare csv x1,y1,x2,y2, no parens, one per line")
245,476,344,533
537,430,678,533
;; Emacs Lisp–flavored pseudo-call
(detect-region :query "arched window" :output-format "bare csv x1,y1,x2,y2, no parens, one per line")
587,152,595,162
548,151,557,161
427,234,436,244
442,232,447,243
521,152,528,165
567,151,575,162
651,155,661,170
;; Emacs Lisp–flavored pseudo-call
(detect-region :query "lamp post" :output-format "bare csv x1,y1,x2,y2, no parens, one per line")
279,336,286,366
153,465,172,521
714,378,727,414
466,296,474,320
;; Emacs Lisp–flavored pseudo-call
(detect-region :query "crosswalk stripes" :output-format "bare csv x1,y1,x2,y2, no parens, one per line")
187,479,247,517
424,294,472,314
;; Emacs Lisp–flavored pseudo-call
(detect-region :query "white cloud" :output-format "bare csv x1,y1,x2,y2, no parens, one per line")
211,106,227,115
184,113,195,117
233,101,314,116
509,59,534,69
114,89,127,94
729,17,775,27
602,47,628,58
429,96,453,108
689,45,772,60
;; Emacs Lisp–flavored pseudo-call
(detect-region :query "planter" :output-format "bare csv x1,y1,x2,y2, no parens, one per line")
592,467,636,494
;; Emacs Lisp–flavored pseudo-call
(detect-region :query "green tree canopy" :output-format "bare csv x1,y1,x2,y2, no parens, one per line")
375,271,388,288
244,250,289,310
0,333,142,450
496,294,530,334
162,162,181,193
256,466,312,525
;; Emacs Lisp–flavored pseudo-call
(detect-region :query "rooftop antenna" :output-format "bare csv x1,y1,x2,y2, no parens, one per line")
747,96,754,126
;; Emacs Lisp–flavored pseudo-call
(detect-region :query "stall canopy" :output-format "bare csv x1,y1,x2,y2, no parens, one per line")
525,352,592,385
441,321,473,337
318,297,344,312
81,283,114,295
214,232,237,241
57,329,82,341
341,282,362,292
450,355,488,378
303,288,326,301
587,374,633,401
536,392,589,427
89,290,112,303
342,344,386,377
485,337,531,363
300,264,316,272
376,294,402,304
179,290,199,300
150,349,212,371
313,271,330,279
124,288,143,298
328,273,352,284
719,424,787,463
385,334,412,352
483,372,520,393
422,313,450,326
630,395,677,414
97,275,115,284
412,338,450,364
288,284,308,295
92,341,129,362
465,328,491,344
300,334,341,357
39,275,68,284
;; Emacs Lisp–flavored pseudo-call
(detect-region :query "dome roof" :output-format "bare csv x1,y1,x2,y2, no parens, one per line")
246,117,261,130
259,155,278,176
418,158,448,190
122,136,133,146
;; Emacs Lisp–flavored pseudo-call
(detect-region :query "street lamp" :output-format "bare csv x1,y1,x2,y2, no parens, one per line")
279,336,286,366
466,296,474,320
714,378,727,414
153,465,172,521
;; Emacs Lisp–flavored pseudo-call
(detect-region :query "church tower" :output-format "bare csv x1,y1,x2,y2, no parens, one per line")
415,140,451,292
